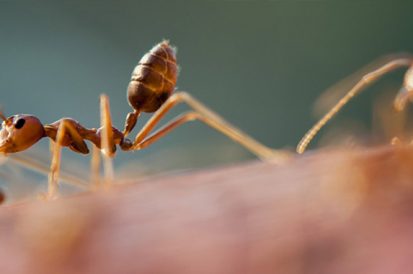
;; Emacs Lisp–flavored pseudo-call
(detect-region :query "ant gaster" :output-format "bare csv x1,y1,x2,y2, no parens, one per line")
0,41,287,197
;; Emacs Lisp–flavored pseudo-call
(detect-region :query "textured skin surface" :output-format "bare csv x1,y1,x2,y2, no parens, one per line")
1,146,413,273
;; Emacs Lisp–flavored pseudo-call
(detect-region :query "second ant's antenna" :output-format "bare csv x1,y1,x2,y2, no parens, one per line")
297,58,413,154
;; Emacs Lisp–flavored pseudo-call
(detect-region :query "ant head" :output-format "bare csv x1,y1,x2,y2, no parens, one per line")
0,114,45,153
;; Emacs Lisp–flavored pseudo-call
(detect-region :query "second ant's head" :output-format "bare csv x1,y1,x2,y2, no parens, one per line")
0,114,45,153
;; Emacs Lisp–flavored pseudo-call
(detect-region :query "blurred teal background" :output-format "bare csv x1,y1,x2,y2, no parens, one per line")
1,1,413,196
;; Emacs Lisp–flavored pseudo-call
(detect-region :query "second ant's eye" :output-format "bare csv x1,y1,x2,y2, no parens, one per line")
14,118,26,129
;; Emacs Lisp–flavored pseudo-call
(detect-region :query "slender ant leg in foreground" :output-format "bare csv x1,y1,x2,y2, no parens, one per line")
297,57,413,154
0,40,289,198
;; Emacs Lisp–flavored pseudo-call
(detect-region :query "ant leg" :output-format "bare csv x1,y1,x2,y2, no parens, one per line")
8,154,88,188
48,120,68,199
100,94,114,186
297,58,413,154
90,144,101,189
394,86,413,112
131,112,212,149
0,110,87,188
391,136,402,145
48,120,92,198
125,92,290,163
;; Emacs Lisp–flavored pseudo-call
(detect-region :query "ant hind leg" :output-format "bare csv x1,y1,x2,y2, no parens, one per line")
125,92,290,163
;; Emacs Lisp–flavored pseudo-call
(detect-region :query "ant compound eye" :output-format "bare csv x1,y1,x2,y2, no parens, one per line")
14,118,26,129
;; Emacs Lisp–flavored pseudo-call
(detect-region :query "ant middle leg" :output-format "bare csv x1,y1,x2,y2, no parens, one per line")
122,92,290,163
99,94,115,187
90,144,101,189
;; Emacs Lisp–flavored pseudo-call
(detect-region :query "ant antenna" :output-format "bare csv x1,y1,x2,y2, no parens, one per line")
297,58,413,154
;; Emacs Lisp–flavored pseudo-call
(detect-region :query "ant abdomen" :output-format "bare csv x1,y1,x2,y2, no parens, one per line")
127,40,178,113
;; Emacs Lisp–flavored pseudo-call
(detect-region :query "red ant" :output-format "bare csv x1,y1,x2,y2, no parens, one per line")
0,41,287,198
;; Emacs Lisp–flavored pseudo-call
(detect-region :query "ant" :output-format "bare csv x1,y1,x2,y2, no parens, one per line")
297,55,413,154
0,40,288,198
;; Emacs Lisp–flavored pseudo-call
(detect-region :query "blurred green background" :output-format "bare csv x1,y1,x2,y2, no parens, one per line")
1,1,413,196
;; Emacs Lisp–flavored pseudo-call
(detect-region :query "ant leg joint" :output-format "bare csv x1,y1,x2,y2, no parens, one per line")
120,138,133,151
361,73,379,84
172,91,190,100
181,111,201,121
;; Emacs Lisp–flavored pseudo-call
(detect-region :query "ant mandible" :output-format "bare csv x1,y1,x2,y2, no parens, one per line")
297,55,413,154
0,40,287,198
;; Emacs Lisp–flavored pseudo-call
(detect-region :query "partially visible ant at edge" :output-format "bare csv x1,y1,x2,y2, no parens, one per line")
0,40,290,200
297,54,413,154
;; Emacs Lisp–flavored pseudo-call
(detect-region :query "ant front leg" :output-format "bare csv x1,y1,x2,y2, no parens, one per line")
47,120,88,199
48,120,67,199
122,92,289,163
